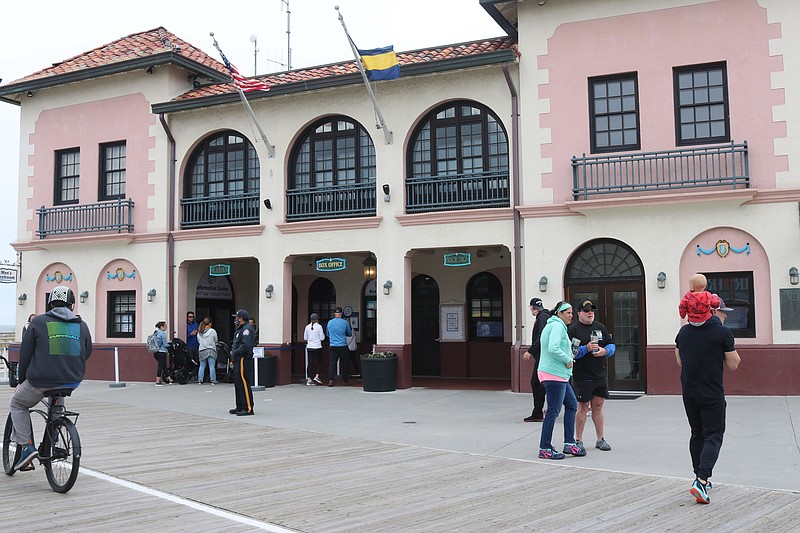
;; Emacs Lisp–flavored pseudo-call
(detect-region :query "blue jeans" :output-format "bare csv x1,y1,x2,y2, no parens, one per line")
198,356,217,383
539,380,578,450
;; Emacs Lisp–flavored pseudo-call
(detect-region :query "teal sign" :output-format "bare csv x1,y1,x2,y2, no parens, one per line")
316,258,347,272
444,252,471,267
209,263,231,276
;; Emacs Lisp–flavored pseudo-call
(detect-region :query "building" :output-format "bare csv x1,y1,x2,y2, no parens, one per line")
2,0,799,394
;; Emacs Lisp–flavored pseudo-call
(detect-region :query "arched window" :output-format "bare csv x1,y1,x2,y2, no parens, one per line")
182,131,260,228
407,101,509,213
185,131,259,198
566,239,643,282
288,116,376,221
309,278,337,326
467,272,503,340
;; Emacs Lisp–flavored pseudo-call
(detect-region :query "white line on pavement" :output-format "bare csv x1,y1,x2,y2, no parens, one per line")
80,467,297,532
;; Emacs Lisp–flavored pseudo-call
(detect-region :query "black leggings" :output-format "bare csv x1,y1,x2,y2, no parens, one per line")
154,352,167,379
307,347,323,379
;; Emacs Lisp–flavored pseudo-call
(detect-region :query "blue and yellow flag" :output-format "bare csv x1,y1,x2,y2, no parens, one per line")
358,46,399,81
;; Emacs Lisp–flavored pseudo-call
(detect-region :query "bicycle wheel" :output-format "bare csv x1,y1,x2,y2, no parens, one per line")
42,418,80,493
2,413,21,476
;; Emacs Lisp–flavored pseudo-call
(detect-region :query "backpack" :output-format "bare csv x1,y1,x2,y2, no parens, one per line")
146,330,160,353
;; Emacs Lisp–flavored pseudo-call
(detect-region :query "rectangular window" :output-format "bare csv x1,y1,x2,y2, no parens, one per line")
589,73,640,153
704,271,754,338
107,291,136,338
55,148,80,204
100,142,126,200
674,62,729,145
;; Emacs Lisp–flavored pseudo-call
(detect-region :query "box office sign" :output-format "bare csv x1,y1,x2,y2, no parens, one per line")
443,252,471,267
316,258,347,272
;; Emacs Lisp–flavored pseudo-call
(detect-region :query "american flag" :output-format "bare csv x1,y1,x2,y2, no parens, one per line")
218,49,270,93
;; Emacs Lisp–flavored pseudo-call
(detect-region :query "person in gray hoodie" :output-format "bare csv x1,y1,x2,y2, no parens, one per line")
9,285,93,472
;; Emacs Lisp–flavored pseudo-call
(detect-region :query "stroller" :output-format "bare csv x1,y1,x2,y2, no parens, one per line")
166,337,199,384
215,341,235,384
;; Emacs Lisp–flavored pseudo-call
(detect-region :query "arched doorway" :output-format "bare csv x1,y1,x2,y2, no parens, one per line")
412,274,440,376
566,239,646,392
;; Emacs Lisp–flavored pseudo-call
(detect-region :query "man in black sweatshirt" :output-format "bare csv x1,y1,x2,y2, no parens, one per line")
10,285,93,471
522,298,549,422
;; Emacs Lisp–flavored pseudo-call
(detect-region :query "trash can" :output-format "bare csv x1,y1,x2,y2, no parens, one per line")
256,355,276,388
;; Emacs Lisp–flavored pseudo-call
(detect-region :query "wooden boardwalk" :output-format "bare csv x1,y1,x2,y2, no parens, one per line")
1,389,799,532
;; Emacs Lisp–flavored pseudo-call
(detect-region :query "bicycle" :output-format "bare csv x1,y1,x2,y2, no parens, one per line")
1,355,82,493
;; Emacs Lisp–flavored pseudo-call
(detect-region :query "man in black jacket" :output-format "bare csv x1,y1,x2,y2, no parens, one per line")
229,309,255,416
522,298,549,422
10,286,93,472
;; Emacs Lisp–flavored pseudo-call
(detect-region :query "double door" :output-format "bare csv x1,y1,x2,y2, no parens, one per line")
567,283,645,392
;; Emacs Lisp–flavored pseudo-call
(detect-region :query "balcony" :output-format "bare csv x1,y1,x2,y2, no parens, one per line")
571,141,749,200
405,170,510,214
37,199,134,239
286,182,375,222
181,192,260,229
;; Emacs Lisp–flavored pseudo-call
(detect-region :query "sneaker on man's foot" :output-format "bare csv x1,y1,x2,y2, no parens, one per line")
563,442,587,456
313,376,322,385
690,479,710,504
524,412,544,422
596,438,612,451
211,381,219,385
14,444,39,472
306,380,314,386
538,447,566,460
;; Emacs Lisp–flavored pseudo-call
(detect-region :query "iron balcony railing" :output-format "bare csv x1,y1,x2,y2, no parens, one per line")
181,192,260,229
405,170,510,213
571,141,749,200
286,182,375,222
36,198,134,239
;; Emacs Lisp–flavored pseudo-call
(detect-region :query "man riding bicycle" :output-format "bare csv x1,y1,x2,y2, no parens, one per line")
9,286,93,471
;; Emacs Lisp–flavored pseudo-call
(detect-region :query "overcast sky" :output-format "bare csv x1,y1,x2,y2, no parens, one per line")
0,0,504,326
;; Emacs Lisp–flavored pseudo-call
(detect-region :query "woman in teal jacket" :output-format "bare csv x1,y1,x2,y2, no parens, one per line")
537,301,585,460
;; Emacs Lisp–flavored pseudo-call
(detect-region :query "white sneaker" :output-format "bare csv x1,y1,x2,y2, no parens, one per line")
306,380,313,386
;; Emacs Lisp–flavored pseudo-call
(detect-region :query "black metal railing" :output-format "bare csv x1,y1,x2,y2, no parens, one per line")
36,199,134,238
405,170,510,213
286,182,375,222
571,141,749,200
181,192,260,229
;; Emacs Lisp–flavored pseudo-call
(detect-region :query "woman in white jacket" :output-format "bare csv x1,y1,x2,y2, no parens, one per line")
197,317,219,384
304,313,325,385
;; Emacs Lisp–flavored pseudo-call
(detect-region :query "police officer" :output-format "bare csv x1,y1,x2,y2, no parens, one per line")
229,309,255,416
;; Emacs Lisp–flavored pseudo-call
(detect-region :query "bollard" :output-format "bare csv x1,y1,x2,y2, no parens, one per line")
109,346,127,388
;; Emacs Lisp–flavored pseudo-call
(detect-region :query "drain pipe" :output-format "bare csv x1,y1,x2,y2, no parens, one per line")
158,113,176,336
502,63,524,371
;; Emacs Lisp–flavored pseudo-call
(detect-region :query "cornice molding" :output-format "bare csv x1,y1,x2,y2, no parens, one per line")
277,217,383,234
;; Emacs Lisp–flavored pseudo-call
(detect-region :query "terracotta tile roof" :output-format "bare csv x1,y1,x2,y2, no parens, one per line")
176,37,518,100
8,27,227,85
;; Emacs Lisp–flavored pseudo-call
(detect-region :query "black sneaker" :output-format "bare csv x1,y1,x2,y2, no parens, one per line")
229,408,238,414
690,479,710,504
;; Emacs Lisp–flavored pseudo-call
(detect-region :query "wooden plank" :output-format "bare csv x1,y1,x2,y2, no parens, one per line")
0,389,798,532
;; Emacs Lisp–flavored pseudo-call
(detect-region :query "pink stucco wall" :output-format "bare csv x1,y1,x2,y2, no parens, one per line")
679,226,771,344
538,0,786,203
26,93,156,235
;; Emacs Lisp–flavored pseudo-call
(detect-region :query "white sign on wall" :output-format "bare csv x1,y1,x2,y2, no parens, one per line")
439,304,465,342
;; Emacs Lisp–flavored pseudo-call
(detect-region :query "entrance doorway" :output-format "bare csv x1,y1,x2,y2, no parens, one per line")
566,240,646,392
195,274,235,343
411,274,440,376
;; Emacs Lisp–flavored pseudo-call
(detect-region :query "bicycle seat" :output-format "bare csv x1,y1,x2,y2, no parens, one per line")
44,388,74,398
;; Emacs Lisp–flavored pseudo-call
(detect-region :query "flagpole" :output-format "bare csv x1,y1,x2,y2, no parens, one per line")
335,6,393,145
210,32,276,158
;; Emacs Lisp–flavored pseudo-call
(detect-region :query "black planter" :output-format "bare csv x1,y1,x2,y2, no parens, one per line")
360,356,397,392
256,356,277,388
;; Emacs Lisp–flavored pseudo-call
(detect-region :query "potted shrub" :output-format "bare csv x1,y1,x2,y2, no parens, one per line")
360,351,398,392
